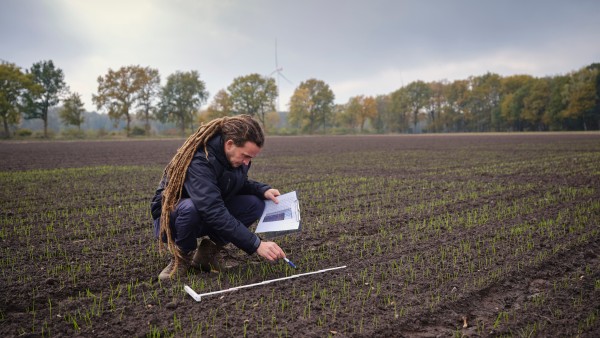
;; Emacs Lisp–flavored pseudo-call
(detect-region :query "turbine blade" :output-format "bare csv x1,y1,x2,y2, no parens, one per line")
279,72,293,84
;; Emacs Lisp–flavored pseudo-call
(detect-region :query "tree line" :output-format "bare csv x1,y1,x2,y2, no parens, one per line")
1,60,598,138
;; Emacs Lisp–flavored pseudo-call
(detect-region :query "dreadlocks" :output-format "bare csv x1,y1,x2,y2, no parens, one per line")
157,114,264,272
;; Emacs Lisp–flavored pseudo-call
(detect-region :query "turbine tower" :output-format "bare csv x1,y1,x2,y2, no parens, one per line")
269,39,292,112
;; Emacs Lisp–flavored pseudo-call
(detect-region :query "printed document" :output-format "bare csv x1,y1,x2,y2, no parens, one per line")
255,191,301,238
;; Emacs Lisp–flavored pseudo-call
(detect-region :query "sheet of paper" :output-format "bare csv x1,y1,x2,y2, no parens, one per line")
255,191,300,234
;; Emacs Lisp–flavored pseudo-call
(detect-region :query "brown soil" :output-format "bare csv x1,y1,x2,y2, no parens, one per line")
1,133,599,337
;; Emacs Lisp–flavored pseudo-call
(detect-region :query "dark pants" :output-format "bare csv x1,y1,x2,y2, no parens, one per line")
154,195,265,253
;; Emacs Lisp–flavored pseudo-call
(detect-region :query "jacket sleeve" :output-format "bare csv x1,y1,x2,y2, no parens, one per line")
150,178,166,220
150,189,162,220
184,155,261,255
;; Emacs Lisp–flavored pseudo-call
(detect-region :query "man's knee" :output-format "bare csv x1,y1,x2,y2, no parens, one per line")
171,198,200,252
172,198,199,229
176,198,196,214
227,195,265,226
244,195,265,220
247,194,265,211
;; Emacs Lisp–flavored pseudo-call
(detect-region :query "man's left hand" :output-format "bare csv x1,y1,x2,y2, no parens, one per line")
264,188,281,204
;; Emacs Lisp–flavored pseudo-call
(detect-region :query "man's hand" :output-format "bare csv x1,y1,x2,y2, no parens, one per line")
264,188,281,204
256,241,286,261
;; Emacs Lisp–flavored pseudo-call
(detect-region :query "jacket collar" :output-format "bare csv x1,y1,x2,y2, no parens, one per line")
206,133,230,168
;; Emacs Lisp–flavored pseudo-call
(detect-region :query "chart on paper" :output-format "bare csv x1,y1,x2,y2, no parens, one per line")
255,191,301,236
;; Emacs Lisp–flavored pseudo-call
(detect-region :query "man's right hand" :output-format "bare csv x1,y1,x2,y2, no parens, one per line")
256,241,286,261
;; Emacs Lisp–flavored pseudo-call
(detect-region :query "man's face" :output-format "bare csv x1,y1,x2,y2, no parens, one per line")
224,139,261,167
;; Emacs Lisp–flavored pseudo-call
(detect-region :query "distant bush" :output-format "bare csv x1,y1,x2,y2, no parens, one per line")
61,128,85,139
15,129,33,137
162,128,184,137
131,126,146,136
270,128,300,136
96,128,108,138
32,130,55,139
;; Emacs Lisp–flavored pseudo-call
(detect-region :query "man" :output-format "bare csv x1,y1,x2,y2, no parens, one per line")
150,114,286,280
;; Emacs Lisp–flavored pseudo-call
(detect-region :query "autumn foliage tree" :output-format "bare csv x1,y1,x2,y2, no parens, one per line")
202,89,233,121
0,62,35,138
425,81,447,132
93,65,148,136
288,78,335,134
4,59,599,137
338,95,377,132
499,75,534,131
520,77,550,130
357,96,377,132
561,66,599,130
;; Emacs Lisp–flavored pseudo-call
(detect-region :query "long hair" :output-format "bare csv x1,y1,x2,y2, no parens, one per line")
158,114,264,274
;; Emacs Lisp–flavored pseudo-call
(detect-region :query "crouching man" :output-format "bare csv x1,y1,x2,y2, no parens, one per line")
150,114,286,281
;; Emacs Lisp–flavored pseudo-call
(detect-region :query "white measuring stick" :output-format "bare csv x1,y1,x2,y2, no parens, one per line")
184,265,347,302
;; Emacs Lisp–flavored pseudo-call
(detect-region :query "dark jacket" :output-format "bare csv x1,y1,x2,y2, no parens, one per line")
150,134,270,254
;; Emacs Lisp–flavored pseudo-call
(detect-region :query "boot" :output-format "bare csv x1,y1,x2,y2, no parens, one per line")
193,238,223,272
158,249,197,281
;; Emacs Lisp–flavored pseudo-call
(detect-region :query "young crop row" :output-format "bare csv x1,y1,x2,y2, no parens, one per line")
1,136,599,336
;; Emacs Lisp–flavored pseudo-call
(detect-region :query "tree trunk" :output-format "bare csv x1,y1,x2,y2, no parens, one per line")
145,113,150,135
3,117,9,138
126,114,131,137
42,101,49,138
413,109,418,133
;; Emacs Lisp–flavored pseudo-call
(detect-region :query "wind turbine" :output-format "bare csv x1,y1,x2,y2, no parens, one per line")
269,39,293,112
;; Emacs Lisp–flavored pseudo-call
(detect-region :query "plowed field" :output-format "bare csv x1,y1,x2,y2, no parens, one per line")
1,133,599,337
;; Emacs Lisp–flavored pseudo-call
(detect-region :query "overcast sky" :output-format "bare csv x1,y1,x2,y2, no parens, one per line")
2,0,599,111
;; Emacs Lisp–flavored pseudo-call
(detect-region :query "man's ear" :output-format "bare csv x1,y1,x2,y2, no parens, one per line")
224,139,235,151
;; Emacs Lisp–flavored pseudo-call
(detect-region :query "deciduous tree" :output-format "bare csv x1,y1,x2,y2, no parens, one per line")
389,87,410,133
339,95,377,132
441,79,470,132
23,60,67,138
373,94,391,134
426,81,447,132
158,70,208,135
392,81,431,133
288,87,309,130
227,74,277,127
203,89,233,121
0,62,35,138
93,65,146,136
544,75,569,130
522,78,550,130
562,66,599,130
59,92,85,130
466,73,502,131
136,67,160,135
338,95,362,131
499,75,534,131
288,79,334,134
586,63,600,130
